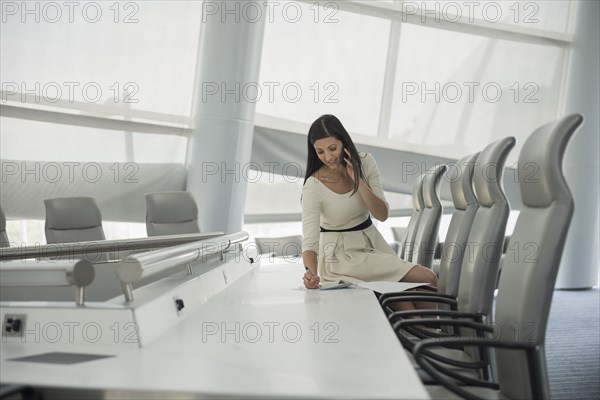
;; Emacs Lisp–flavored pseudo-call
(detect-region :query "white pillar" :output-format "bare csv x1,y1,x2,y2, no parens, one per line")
186,3,266,234
557,0,600,288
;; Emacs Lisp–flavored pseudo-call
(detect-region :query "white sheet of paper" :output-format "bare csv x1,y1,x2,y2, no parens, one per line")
319,282,353,290
354,281,429,293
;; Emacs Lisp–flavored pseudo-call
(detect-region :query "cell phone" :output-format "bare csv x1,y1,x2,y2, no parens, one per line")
340,144,346,167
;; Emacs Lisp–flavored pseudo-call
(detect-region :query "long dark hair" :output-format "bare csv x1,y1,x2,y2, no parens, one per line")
303,114,365,195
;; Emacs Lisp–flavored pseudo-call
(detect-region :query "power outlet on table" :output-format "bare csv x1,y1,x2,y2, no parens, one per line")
2,314,27,338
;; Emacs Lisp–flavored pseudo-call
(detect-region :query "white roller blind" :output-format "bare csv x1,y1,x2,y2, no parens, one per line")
0,117,188,162
257,2,391,136
388,22,564,163
1,1,203,119
1,2,202,231
433,0,572,33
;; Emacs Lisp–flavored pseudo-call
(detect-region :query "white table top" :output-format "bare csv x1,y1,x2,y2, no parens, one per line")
1,259,429,399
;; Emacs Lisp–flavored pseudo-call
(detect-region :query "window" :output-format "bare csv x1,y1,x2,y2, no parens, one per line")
1,1,203,119
0,118,187,163
388,23,564,163
257,2,390,135
1,2,202,244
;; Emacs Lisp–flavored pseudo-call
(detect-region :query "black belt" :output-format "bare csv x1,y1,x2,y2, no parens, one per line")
320,216,372,233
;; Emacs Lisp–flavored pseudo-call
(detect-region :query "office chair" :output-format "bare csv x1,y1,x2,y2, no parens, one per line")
381,153,479,310
436,153,479,301
411,164,447,268
413,114,583,400
388,227,407,255
387,137,515,383
145,191,200,237
388,241,401,255
391,227,407,243
401,174,425,261
44,197,106,244
44,196,107,263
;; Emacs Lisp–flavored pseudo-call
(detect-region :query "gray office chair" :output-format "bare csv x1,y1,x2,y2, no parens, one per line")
389,137,515,375
436,153,479,299
414,114,583,400
411,164,447,267
388,241,401,255
391,227,407,243
44,196,108,263
400,174,425,261
388,227,407,256
455,137,514,318
255,235,303,257
379,153,478,314
44,197,106,244
145,191,200,237
0,204,9,247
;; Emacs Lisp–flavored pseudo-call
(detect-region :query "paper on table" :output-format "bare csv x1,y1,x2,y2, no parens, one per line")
354,281,429,293
319,282,353,290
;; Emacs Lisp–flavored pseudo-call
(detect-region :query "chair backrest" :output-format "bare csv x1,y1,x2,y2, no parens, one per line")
0,204,9,247
401,174,425,261
44,197,106,244
494,114,582,400
412,164,447,267
436,153,479,296
390,227,407,255
456,137,515,317
391,227,407,243
255,235,303,257
145,191,200,237
388,241,401,255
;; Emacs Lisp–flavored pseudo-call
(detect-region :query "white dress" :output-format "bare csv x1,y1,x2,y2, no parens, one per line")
302,152,415,284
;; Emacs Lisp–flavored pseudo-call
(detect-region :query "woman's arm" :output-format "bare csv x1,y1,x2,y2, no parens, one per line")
303,250,318,276
302,251,320,289
357,180,389,222
301,183,321,289
344,150,389,222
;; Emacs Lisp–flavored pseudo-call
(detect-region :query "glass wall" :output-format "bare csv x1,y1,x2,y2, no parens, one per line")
249,0,573,238
1,1,576,243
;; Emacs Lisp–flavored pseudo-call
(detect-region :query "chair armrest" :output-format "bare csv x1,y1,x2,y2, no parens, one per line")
381,294,458,310
388,309,485,324
393,318,492,357
379,288,442,303
393,310,486,347
414,338,537,400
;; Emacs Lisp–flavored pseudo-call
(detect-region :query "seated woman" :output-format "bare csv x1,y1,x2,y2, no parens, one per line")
301,114,437,310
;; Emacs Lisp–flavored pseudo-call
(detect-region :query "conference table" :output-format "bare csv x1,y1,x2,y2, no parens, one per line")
0,257,430,399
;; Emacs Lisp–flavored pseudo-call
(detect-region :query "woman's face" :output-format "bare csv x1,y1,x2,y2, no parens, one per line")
313,137,343,169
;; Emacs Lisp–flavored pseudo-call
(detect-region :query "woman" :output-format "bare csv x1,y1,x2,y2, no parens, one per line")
301,114,436,310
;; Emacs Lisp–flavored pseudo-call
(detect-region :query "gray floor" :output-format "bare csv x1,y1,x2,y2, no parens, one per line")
546,288,600,400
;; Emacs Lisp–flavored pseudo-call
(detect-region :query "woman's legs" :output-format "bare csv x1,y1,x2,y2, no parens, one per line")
399,265,438,310
387,298,417,312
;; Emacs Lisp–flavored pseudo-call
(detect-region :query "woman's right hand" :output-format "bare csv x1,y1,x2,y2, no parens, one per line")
303,271,320,289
